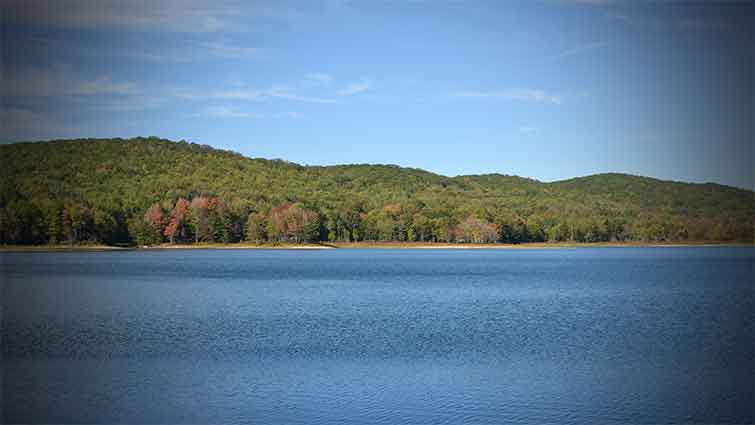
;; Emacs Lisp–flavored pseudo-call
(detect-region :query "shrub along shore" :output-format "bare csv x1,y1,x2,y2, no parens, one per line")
2,240,750,252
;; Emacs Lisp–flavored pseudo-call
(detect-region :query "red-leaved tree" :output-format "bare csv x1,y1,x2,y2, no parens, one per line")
164,198,191,244
144,203,165,244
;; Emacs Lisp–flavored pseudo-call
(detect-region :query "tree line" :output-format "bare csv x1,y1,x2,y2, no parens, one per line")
1,138,752,246
1,194,749,246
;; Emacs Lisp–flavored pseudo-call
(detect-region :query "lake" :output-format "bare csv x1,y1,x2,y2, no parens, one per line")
2,247,753,424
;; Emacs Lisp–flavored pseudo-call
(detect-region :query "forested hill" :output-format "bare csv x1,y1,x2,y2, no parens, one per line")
1,137,752,246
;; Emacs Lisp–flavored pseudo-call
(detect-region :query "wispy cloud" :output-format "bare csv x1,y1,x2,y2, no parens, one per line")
195,39,263,59
4,62,347,112
555,0,737,33
74,77,137,95
67,95,166,112
22,36,266,63
554,0,616,5
454,88,562,104
266,88,337,104
337,80,372,96
1,107,81,139
552,41,609,61
191,107,304,120
2,107,49,131
671,18,732,32
2,65,175,114
604,11,733,32
4,0,243,33
306,73,333,85
192,106,261,119
2,66,138,97
178,86,337,104
275,111,304,119
176,88,263,101
604,12,632,24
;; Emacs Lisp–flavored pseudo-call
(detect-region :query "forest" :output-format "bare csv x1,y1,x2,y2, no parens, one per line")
1,137,752,246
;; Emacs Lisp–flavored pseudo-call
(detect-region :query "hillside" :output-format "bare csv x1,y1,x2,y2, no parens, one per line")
1,137,752,246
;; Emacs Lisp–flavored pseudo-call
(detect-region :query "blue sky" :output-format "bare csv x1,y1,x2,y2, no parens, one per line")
2,0,753,189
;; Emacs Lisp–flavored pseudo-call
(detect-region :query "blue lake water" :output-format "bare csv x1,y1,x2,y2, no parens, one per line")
2,247,753,424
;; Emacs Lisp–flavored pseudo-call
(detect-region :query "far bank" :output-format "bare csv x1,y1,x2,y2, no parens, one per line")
2,240,752,252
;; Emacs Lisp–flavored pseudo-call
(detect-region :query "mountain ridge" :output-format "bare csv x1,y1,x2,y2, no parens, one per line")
3,137,749,190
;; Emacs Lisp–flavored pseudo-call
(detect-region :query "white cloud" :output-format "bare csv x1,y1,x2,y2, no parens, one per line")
556,0,736,33
175,88,262,101
68,95,166,112
2,67,138,97
604,12,632,24
192,106,261,119
1,65,168,114
605,11,733,32
337,80,372,96
222,89,263,101
504,89,561,104
306,73,333,84
196,39,262,59
552,41,609,61
4,0,242,33
74,77,137,95
275,111,304,119
0,107,80,139
455,88,561,104
191,107,305,120
266,88,337,104
671,18,732,32
22,36,266,63
176,86,337,104
555,0,616,5
1,107,47,130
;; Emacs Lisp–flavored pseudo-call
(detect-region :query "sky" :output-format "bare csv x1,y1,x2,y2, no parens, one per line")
2,0,753,189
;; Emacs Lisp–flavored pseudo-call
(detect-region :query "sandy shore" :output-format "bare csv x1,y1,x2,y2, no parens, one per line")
149,242,334,250
327,241,751,249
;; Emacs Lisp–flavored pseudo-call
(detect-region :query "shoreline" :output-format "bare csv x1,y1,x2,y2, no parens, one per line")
328,241,753,249
1,241,752,252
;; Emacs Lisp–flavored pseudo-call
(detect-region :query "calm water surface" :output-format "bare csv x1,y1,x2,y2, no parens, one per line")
2,248,753,424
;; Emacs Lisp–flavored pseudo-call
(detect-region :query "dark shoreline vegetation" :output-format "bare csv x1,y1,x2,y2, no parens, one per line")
0,241,751,253
1,137,752,247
